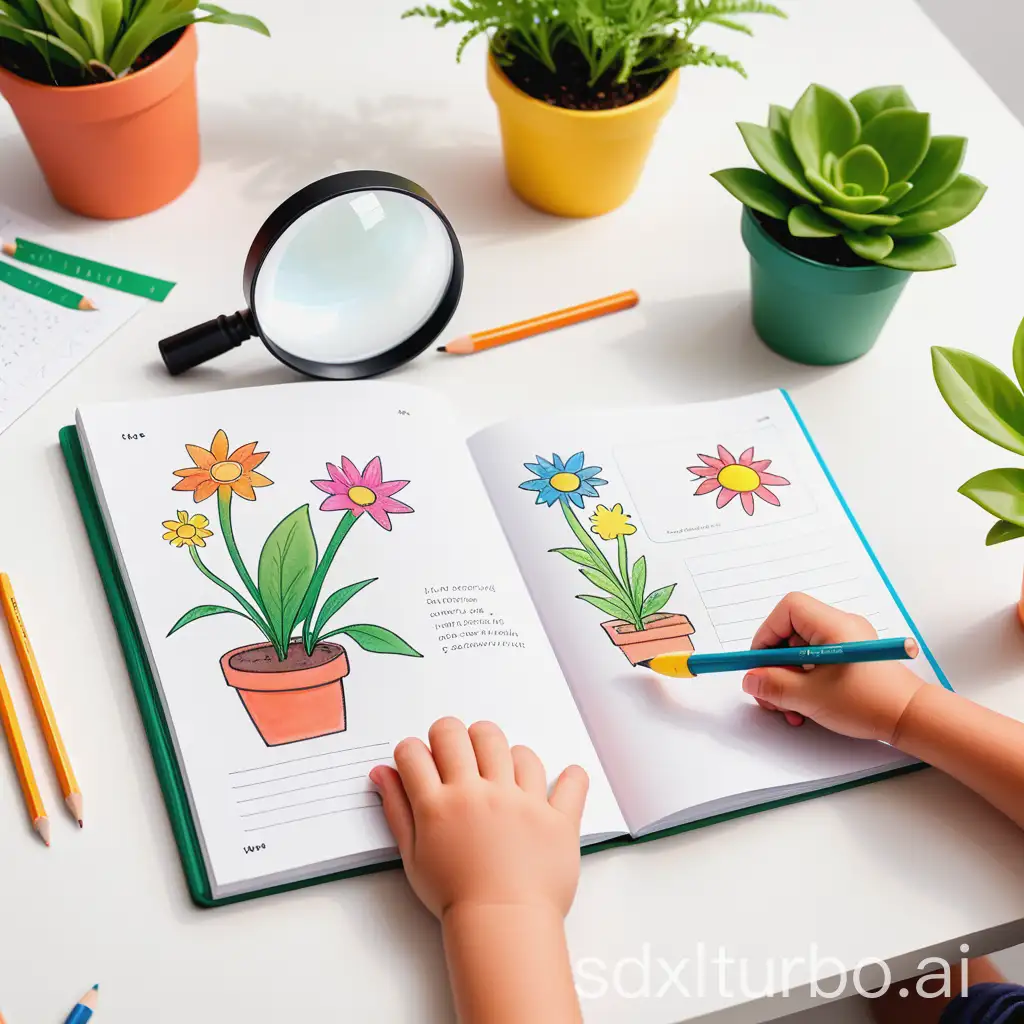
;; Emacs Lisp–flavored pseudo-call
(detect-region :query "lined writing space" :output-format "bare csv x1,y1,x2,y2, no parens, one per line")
229,741,390,833
686,531,890,651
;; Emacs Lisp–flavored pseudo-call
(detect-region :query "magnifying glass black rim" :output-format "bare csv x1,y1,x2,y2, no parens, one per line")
243,170,464,381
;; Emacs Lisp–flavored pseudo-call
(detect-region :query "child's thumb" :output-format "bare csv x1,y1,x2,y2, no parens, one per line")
742,667,813,714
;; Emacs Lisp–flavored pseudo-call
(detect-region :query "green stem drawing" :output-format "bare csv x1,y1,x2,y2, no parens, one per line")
188,545,275,645
218,488,266,617
300,510,358,653
560,499,636,613
616,535,643,630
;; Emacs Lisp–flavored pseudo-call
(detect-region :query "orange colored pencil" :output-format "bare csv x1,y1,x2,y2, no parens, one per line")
0,574,82,826
437,289,639,355
0,652,49,845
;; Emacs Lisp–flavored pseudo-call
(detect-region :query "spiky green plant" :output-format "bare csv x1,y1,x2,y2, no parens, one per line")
0,0,268,83
402,0,787,87
713,84,987,271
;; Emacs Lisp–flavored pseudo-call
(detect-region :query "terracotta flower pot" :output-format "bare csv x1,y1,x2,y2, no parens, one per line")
221,641,350,747
601,613,695,666
0,27,200,219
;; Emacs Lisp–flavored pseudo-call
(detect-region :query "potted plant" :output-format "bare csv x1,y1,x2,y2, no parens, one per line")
164,431,421,746
712,84,987,365
933,318,1024,625
403,0,786,218
0,1,268,219
520,451,694,664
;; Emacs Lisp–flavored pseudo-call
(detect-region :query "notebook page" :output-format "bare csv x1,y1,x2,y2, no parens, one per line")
469,390,937,835
77,382,624,897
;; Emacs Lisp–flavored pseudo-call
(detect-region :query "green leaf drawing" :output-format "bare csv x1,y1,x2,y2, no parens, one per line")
311,579,377,644
258,504,317,653
959,469,1024,527
323,624,422,657
986,520,1024,546
576,593,636,623
167,604,243,637
641,584,676,620
579,566,632,604
630,556,647,611
549,546,597,568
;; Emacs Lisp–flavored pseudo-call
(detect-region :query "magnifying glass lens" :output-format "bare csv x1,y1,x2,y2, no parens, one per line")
253,190,455,365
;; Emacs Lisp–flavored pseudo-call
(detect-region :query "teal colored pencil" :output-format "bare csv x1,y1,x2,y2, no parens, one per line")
63,985,99,1024
0,259,96,311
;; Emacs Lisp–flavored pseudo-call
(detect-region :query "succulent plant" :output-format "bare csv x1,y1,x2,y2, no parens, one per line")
712,84,987,271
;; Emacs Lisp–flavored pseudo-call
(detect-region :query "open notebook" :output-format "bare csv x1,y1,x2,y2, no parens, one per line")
63,382,948,904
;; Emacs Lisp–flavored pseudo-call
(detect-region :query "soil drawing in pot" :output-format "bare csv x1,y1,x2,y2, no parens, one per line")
933,317,1024,628
164,430,421,746
0,1,269,219
403,0,787,218
712,84,988,365
520,452,694,664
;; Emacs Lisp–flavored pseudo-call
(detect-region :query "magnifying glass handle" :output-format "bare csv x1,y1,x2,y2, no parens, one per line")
159,310,256,375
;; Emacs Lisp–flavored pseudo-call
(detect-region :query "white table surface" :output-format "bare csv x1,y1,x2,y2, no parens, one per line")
3,1,1024,1021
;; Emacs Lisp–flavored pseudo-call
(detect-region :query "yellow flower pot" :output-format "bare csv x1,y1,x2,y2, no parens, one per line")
486,55,679,218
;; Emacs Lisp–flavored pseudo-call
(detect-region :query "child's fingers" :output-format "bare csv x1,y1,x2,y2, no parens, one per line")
752,592,866,650
468,720,514,783
428,716,479,783
511,744,547,795
743,667,814,716
370,765,415,858
394,736,442,806
754,696,806,727
549,764,589,827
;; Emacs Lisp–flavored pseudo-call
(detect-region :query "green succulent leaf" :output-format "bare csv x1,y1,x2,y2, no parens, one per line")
33,0,91,61
849,85,916,125
859,109,930,183
822,151,838,184
986,520,1024,546
737,123,819,204
883,181,914,205
789,83,861,174
843,231,894,261
1013,316,1024,394
931,346,1024,455
197,3,269,35
879,232,955,271
888,174,987,236
805,169,889,213
959,469,1024,527
820,206,901,231
768,104,790,135
67,0,107,58
890,136,967,214
788,205,839,237
711,168,794,219
837,144,888,195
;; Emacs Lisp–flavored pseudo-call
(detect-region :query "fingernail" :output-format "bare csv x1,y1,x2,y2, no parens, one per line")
742,672,759,695
368,767,381,784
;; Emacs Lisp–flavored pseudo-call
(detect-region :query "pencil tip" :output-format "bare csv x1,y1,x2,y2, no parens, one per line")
78,820,84,828
637,659,652,669
92,984,99,991
36,817,51,846
436,346,446,352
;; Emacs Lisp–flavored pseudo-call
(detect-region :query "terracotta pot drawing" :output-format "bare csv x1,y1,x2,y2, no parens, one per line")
221,640,350,747
601,613,695,666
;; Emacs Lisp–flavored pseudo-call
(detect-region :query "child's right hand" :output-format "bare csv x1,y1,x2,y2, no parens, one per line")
743,593,925,743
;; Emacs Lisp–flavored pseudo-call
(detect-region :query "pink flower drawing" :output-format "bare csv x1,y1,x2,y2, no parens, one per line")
312,456,413,530
687,445,791,516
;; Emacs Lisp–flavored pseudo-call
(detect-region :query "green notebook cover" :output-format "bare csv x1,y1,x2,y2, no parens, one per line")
60,421,934,909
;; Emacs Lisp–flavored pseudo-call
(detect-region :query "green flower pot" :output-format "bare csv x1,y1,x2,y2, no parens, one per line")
740,208,912,366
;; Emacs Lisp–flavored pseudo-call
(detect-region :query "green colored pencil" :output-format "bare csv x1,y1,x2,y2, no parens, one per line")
0,259,96,311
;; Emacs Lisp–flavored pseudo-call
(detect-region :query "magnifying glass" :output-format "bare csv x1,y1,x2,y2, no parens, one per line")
158,171,464,380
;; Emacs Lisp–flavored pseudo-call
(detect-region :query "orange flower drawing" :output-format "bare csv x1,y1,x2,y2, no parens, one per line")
687,445,790,516
173,429,272,502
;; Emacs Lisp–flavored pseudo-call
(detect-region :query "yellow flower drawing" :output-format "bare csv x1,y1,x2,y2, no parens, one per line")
589,503,637,541
163,511,214,548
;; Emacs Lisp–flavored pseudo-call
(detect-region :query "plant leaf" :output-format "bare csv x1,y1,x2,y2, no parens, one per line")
889,135,967,214
579,566,632,604
878,232,955,271
576,593,636,622
1013,316,1024,395
849,85,915,125
98,0,121,55
67,0,106,60
888,174,986,236
959,469,1024,527
843,231,894,261
324,624,422,657
788,83,860,174
736,123,819,203
986,519,1024,546
931,347,1024,454
630,555,647,611
768,104,790,135
167,604,243,636
805,169,889,213
788,204,840,237
549,546,596,567
859,109,930,183
16,24,89,64
820,206,901,231
837,144,888,196
257,505,317,649
196,3,269,35
33,0,92,60
312,578,377,644
641,584,676,619
883,181,913,205
711,167,794,219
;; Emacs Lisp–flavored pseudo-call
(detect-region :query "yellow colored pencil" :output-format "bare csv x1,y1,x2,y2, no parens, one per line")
0,652,49,845
0,574,81,826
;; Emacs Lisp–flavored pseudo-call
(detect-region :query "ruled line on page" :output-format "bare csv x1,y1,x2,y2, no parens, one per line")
243,799,382,832
229,740,391,776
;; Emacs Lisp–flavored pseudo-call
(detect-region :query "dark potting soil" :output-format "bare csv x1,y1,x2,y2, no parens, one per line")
500,42,668,111
754,211,876,269
230,641,343,674
0,26,184,87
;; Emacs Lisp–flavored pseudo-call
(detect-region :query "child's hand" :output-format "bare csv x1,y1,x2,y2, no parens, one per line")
370,717,588,922
742,593,925,742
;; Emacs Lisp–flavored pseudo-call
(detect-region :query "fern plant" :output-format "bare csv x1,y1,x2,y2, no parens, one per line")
0,0,268,83
402,0,787,87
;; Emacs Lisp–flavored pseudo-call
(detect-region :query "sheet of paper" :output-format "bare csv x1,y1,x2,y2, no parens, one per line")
469,390,939,835
0,205,145,436
77,381,624,896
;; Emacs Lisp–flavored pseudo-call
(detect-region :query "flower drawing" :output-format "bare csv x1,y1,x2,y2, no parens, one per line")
590,503,636,541
311,456,413,531
172,429,272,502
687,445,791,516
519,452,607,508
162,511,213,548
